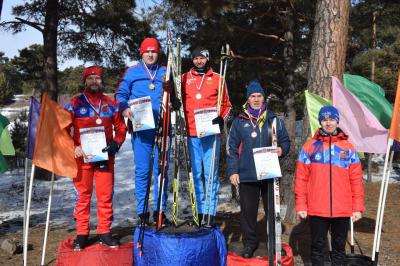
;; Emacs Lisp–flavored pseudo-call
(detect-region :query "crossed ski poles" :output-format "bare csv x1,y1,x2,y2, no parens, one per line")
203,44,232,227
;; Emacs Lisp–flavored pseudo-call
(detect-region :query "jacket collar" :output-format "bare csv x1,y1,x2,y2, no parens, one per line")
313,127,348,142
190,67,214,77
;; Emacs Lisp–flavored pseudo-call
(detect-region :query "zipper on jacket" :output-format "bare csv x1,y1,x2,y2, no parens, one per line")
329,135,333,217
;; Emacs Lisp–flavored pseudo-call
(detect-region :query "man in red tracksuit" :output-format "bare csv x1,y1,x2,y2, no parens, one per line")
181,47,231,225
65,66,126,250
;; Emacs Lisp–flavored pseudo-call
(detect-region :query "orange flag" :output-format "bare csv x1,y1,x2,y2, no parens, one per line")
389,74,400,142
33,93,77,177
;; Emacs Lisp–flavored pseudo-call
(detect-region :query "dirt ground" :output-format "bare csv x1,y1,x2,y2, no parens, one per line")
0,182,399,265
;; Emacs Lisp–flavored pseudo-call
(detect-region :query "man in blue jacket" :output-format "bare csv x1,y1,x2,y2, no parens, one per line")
227,80,290,258
115,37,170,225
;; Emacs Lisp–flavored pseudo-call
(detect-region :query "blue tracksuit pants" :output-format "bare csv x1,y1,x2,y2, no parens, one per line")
132,129,168,215
188,135,221,216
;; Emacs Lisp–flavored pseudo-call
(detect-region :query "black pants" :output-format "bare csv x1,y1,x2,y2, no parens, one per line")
239,180,275,250
309,216,349,266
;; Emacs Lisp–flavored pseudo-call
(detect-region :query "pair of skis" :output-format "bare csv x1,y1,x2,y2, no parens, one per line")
169,38,200,227
267,118,282,265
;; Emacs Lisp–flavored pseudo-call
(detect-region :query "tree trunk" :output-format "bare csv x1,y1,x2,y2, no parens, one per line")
282,12,297,224
42,0,59,100
307,0,350,96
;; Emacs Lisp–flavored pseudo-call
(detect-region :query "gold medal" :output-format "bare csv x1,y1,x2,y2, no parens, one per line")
96,118,102,125
149,83,155,90
196,93,202,99
251,131,257,138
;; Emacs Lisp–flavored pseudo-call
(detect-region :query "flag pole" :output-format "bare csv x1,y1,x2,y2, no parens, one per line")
371,138,393,263
23,164,36,266
372,147,394,265
40,172,55,266
23,158,29,250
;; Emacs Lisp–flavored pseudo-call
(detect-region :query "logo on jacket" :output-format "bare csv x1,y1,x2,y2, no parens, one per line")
314,152,322,161
80,107,87,115
206,78,212,86
339,151,347,159
244,123,250,128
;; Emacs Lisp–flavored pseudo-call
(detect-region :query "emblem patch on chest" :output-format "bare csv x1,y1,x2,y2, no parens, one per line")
244,123,250,128
79,107,87,115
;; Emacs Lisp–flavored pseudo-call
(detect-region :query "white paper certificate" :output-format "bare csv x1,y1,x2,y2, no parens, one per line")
79,126,109,163
129,96,155,132
253,147,282,180
194,107,221,138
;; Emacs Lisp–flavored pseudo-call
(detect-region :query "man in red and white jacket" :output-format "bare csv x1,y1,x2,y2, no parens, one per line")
65,66,126,250
181,47,231,225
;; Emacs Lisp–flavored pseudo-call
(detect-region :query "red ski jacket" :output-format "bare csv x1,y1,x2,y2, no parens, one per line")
295,128,365,217
65,90,127,169
181,68,231,137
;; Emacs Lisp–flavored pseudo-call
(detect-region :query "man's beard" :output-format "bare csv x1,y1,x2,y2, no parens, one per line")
86,84,103,94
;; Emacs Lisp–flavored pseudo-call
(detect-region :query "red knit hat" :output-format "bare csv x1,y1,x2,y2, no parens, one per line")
83,65,103,83
140,38,160,55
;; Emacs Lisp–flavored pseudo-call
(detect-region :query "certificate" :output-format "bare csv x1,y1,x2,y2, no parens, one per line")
79,126,108,163
129,96,155,132
194,107,220,138
253,147,282,180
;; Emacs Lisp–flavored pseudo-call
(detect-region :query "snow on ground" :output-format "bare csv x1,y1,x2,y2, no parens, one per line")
0,134,236,233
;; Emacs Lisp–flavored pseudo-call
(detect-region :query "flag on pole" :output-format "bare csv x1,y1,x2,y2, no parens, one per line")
389,74,400,142
26,96,41,160
343,74,393,129
332,76,388,154
32,93,77,178
0,113,14,172
304,90,331,135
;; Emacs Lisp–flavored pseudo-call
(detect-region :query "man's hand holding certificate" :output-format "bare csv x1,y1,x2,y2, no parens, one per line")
128,96,155,132
79,126,109,163
194,107,221,138
253,147,282,180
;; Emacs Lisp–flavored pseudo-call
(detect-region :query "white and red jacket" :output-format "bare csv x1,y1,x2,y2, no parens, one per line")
181,68,231,137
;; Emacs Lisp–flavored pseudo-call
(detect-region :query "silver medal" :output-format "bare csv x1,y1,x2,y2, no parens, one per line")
251,131,257,138
196,93,202,99
96,118,102,125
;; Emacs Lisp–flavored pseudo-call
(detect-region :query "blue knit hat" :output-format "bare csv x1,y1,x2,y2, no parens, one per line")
318,105,339,124
246,80,265,98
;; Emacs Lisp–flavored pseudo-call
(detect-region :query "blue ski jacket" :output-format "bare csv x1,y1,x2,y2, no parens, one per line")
115,61,166,126
227,109,290,182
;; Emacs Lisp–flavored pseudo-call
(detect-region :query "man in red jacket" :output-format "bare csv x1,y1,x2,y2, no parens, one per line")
295,105,364,265
65,66,127,250
181,47,231,225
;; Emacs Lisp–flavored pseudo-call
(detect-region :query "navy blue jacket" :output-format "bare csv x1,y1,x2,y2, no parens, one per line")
227,110,290,182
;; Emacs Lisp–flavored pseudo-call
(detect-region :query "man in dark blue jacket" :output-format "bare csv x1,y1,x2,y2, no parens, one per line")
227,80,290,258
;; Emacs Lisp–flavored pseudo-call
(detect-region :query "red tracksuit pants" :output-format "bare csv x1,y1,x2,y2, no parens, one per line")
73,163,114,235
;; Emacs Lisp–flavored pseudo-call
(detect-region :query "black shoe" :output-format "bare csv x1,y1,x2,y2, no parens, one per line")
153,212,171,227
241,246,256,258
73,235,88,251
98,233,119,248
139,212,152,226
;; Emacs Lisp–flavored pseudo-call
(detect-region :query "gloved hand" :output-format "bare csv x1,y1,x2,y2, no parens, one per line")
102,141,120,156
171,96,182,111
212,116,224,132
162,81,171,92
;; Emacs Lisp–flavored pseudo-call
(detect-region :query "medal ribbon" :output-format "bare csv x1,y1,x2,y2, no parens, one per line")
190,71,206,94
143,60,159,84
248,109,262,132
83,94,102,117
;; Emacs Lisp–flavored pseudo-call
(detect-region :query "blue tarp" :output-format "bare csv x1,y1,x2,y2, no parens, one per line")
133,226,227,266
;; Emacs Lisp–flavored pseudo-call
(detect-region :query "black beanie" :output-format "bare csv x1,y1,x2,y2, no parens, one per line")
191,47,210,61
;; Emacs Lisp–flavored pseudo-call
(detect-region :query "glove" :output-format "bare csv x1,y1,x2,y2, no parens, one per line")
171,96,182,111
162,81,171,92
102,141,120,156
212,116,224,132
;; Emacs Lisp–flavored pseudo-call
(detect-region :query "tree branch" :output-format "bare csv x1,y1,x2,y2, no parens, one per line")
15,17,44,33
229,24,284,42
232,54,282,63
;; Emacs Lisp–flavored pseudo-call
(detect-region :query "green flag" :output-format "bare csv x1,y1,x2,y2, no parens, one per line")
0,113,11,172
343,74,393,129
305,90,331,135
